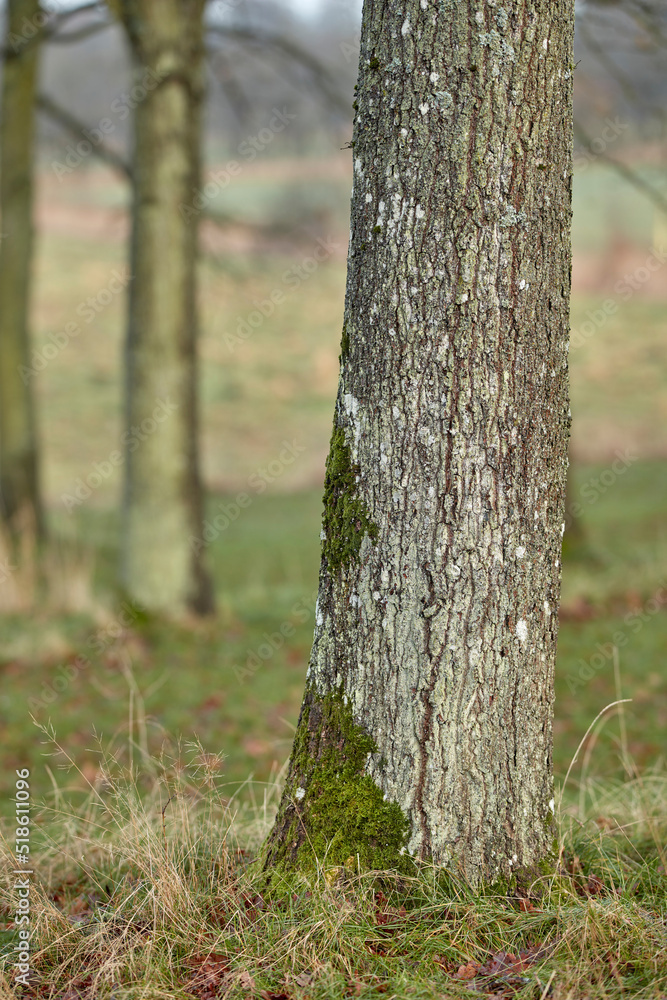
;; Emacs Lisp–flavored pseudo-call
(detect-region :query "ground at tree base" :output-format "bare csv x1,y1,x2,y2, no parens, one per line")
1,749,665,999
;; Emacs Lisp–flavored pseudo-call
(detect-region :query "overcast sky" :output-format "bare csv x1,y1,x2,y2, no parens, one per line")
279,0,362,20
52,0,362,18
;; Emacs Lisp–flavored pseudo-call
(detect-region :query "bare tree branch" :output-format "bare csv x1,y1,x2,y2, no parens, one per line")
582,1,667,49
574,117,667,217
207,48,254,129
0,2,110,59
43,20,116,45
578,17,641,104
36,93,132,180
578,13,665,119
207,24,351,119
37,94,239,231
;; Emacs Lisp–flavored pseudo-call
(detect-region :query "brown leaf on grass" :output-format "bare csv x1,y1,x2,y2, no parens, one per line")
184,952,230,998
478,942,555,978
455,962,480,980
259,992,291,999
518,897,540,913
563,856,607,897
208,904,229,927
480,952,527,977
69,894,90,914
241,891,266,922
586,875,606,895
448,942,555,992
58,979,94,1000
293,971,314,987
238,970,256,992
376,906,407,925
374,890,407,932
605,950,624,987
64,893,97,925
570,872,607,897
347,977,389,995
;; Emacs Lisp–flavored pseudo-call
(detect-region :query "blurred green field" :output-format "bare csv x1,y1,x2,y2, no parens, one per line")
1,458,666,812
0,159,665,819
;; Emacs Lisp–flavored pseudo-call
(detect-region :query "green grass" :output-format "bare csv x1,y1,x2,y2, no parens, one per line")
1,456,666,818
1,744,666,998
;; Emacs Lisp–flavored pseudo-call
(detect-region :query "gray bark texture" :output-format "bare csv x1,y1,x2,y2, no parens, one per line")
265,0,573,887
118,0,213,616
0,0,42,538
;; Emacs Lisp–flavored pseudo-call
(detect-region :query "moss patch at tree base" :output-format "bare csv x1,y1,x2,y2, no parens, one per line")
262,684,411,875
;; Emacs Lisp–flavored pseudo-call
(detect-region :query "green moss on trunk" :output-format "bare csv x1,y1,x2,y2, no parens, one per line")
263,685,410,874
321,425,378,574
339,320,350,361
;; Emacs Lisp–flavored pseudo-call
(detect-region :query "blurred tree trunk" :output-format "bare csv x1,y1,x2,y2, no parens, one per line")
0,0,43,539
115,0,213,616
264,0,573,886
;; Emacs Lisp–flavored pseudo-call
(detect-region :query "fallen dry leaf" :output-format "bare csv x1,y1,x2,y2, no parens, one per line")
347,977,388,995
586,875,606,896
184,952,230,998
374,890,408,934
605,950,624,987
69,894,91,915
448,941,555,992
54,975,96,1000
478,941,555,979
455,962,480,980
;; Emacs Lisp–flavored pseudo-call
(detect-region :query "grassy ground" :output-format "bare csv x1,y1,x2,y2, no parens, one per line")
0,459,666,808
1,748,666,998
0,159,666,995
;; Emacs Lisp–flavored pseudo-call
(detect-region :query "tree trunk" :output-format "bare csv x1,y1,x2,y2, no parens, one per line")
118,0,213,616
264,0,573,887
0,0,42,538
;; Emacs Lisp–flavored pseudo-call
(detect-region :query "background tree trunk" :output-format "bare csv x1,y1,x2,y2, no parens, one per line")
117,0,213,616
265,0,574,886
0,0,42,539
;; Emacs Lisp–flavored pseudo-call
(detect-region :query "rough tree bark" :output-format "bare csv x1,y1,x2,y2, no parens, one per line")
264,0,573,886
0,0,43,538
115,0,214,615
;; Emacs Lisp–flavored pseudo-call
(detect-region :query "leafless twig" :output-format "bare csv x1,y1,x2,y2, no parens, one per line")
574,118,667,217
208,24,351,118
37,92,132,180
